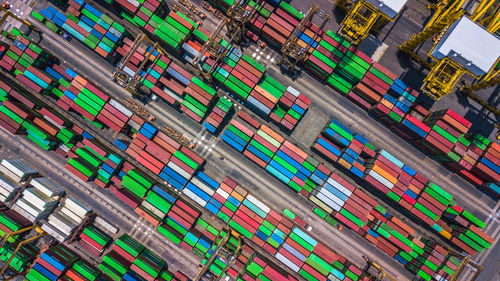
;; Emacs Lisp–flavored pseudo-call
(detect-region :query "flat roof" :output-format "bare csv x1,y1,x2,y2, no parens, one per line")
432,16,500,76
367,0,407,19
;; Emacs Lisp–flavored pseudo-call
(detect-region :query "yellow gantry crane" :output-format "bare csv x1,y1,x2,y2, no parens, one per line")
192,0,262,82
0,6,41,33
226,0,263,43
399,0,500,100
362,256,398,281
335,0,407,44
443,246,483,281
278,5,331,75
192,19,228,82
112,33,170,96
193,227,242,281
0,225,46,278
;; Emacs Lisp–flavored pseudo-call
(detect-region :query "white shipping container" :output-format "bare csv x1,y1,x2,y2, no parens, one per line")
246,194,270,214
183,188,207,207
1,159,37,179
110,99,133,118
22,189,57,209
59,143,70,152
0,193,6,202
0,186,14,199
0,167,21,183
59,207,84,224
14,199,43,219
126,0,141,8
287,86,300,97
319,187,346,207
191,178,215,196
0,174,18,193
64,197,92,217
167,162,191,180
128,120,141,131
316,192,342,212
42,116,63,129
48,213,77,234
11,205,36,222
30,177,65,197
368,170,394,189
41,223,68,242
275,253,300,272
326,177,353,197
216,188,229,199
94,216,119,234
140,200,166,219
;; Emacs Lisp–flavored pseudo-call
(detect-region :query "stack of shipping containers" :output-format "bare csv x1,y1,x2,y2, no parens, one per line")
40,1,126,59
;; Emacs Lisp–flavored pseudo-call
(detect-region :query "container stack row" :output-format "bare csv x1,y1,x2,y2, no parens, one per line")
222,119,256,152
258,2,300,48
99,234,179,281
157,194,201,243
213,47,265,101
43,196,92,243
0,159,36,202
262,77,310,131
12,177,64,223
0,172,21,203
79,224,112,256
203,96,233,133
25,244,81,281
66,136,124,185
0,209,33,243
310,117,494,257
114,0,170,34
65,259,104,281
115,38,174,98
39,1,126,59
118,121,204,189
154,11,197,52
0,237,39,274
0,36,53,75
312,117,377,178
181,25,211,63
181,76,217,122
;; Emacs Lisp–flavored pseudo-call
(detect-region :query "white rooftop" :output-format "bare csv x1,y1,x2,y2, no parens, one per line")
367,0,407,19
431,16,500,76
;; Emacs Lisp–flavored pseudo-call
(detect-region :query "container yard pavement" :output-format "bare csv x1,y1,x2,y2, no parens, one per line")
0,126,201,278
27,17,421,281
